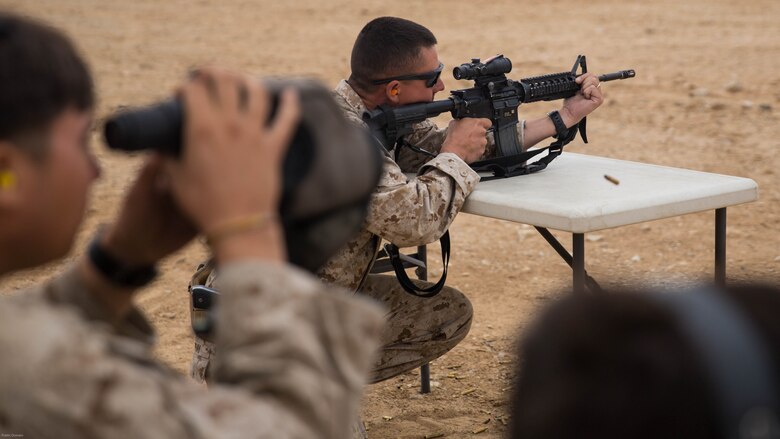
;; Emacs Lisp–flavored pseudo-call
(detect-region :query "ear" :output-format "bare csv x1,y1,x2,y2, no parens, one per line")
385,81,402,105
0,142,24,207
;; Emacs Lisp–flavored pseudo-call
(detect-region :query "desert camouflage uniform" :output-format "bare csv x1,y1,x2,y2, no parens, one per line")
0,261,382,439
319,80,524,294
191,80,526,385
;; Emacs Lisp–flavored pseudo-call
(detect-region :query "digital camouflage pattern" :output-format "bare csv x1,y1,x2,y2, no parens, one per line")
192,272,472,385
0,262,382,439
317,80,483,291
357,274,472,383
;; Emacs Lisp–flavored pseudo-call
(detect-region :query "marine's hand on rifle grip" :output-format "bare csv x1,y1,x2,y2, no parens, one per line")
441,117,491,164
561,73,604,126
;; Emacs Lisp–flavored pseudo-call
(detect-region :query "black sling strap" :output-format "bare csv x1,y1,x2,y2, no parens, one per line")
469,121,580,180
385,230,450,298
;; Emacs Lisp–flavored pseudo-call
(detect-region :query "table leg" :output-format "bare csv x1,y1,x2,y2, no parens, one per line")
416,245,431,394
534,227,601,293
573,233,585,293
420,364,431,394
715,208,727,286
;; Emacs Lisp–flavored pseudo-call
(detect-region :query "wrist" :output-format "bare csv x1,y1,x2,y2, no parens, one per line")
205,211,278,245
547,110,571,140
212,220,286,264
440,144,468,163
78,256,137,320
199,202,278,231
100,225,151,268
559,107,579,128
89,231,158,288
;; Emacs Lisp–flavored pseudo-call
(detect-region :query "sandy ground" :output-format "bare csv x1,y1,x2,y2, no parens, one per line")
2,0,780,437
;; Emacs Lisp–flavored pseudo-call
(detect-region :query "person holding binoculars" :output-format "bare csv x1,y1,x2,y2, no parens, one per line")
0,12,382,439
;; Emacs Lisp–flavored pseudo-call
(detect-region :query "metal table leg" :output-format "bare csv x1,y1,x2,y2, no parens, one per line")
416,245,431,394
534,227,600,293
573,233,585,293
420,364,431,394
715,208,727,286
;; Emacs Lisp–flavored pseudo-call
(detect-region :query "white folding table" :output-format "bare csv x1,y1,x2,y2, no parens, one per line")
461,152,759,291
392,152,757,392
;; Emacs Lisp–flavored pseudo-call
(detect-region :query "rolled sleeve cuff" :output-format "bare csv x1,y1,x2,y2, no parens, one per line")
419,152,480,194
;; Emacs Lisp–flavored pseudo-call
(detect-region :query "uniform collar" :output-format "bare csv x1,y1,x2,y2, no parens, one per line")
335,80,368,115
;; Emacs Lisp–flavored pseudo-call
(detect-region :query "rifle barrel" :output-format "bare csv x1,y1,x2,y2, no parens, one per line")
598,70,635,82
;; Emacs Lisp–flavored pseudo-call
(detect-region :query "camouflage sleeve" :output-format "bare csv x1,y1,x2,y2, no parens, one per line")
395,119,447,172
209,261,383,437
0,262,383,439
38,266,156,342
366,151,480,247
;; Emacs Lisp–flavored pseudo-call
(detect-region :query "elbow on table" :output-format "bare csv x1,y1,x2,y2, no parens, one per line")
380,221,447,248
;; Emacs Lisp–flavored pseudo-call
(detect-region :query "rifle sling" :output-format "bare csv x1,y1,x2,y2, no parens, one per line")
471,124,579,181
385,231,450,298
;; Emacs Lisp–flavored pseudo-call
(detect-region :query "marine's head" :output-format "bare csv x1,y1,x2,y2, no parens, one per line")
0,12,98,274
348,17,445,109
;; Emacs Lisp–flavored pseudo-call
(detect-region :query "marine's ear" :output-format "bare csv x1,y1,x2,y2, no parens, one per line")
0,142,23,207
385,81,401,104
0,170,16,191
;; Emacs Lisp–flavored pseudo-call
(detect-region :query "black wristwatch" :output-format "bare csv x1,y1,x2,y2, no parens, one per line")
88,236,158,288
547,110,570,140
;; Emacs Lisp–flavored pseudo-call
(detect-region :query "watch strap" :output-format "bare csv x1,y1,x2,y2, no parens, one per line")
547,110,569,140
88,236,158,288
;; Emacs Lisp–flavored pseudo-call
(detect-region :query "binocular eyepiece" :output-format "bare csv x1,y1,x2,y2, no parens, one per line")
452,55,513,81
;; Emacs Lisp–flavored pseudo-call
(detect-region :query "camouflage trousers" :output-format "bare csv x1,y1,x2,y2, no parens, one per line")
191,274,473,384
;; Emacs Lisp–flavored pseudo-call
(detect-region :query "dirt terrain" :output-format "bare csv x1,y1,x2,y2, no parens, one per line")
2,0,779,437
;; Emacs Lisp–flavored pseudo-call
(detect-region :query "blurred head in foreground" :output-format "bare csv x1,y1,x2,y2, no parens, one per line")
0,12,98,274
510,284,780,439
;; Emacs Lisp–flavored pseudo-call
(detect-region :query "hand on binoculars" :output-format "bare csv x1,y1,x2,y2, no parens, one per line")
162,67,300,262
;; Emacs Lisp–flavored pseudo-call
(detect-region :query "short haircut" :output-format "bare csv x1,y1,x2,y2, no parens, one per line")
0,12,93,154
509,284,780,439
349,17,437,91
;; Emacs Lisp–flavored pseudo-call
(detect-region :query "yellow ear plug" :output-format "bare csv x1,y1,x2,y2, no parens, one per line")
0,171,16,190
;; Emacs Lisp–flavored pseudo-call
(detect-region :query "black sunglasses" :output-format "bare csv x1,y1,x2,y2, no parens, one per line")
371,63,444,88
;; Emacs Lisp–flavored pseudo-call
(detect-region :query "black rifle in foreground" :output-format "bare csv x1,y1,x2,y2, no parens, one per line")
364,55,635,178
